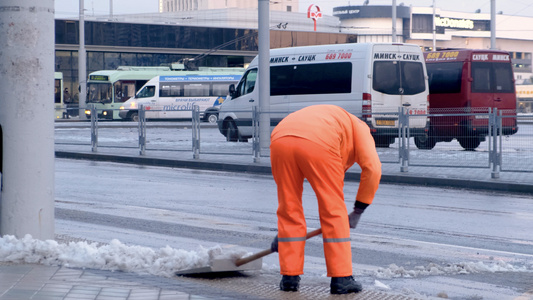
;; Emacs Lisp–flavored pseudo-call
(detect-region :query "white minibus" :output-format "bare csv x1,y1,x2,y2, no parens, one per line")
119,74,242,123
217,43,429,146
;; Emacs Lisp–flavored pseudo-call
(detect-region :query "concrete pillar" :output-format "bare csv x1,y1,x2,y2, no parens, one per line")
0,0,55,239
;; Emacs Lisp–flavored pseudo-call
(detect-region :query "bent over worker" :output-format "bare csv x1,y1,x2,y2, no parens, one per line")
270,105,382,294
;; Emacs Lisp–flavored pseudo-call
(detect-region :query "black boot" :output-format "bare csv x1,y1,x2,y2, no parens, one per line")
279,275,300,292
330,276,363,294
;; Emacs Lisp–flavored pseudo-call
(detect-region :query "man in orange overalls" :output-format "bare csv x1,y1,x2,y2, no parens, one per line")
270,105,382,294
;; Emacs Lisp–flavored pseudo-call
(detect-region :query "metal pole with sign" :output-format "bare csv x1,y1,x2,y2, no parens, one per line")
258,0,271,159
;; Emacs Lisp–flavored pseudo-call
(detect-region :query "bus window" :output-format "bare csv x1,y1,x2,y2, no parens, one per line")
184,83,209,97
472,62,515,93
373,61,400,95
427,62,463,94
472,63,492,93
244,71,257,95
212,83,231,96
374,61,426,95
87,83,112,103
137,85,155,98
160,83,182,97
270,62,352,96
401,62,426,95
233,69,257,99
294,62,352,95
493,63,514,93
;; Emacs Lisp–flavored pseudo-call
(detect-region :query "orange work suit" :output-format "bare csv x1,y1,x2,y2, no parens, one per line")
270,105,382,277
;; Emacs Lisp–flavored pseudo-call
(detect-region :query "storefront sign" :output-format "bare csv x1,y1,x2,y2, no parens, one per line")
435,16,474,30
307,4,322,31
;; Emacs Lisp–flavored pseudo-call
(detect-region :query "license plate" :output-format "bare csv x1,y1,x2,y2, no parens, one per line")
376,119,396,126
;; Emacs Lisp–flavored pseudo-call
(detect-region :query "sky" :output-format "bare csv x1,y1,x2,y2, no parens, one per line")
54,0,533,18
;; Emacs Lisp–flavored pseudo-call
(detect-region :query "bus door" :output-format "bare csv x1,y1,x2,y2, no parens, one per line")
113,80,138,119
135,84,158,119
114,80,137,103
371,45,427,129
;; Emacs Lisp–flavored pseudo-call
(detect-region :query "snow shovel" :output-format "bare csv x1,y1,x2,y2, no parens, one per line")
175,228,322,275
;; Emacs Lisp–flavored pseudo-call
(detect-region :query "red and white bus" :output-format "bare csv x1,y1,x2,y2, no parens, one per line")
416,49,518,150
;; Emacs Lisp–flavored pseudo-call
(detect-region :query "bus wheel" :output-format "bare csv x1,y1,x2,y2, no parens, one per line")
129,112,139,122
226,120,247,142
458,137,481,151
225,121,240,142
207,113,218,124
414,135,436,150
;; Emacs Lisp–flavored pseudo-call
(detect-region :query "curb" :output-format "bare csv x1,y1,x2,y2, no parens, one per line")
55,151,532,195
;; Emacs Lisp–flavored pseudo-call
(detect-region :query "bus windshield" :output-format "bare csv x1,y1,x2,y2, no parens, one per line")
87,83,112,103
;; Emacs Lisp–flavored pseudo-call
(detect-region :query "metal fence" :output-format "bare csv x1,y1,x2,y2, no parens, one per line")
55,105,533,179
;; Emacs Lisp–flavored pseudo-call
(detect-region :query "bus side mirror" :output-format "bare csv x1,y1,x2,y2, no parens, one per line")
229,84,236,97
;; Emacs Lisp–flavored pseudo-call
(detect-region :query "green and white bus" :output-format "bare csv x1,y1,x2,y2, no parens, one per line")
85,66,245,120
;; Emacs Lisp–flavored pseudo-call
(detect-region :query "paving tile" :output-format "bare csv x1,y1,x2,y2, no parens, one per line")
95,296,128,300
98,287,130,297
1,289,36,299
64,297,96,300
33,290,69,298
68,286,101,296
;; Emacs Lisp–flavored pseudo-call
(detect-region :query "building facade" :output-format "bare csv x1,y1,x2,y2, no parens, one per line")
55,8,351,102
334,5,533,81
56,4,533,109
159,0,298,13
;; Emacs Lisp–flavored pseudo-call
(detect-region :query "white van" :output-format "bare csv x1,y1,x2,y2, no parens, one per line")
118,74,242,123
217,43,429,146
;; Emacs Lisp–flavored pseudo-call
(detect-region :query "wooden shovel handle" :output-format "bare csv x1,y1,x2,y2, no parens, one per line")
235,228,322,267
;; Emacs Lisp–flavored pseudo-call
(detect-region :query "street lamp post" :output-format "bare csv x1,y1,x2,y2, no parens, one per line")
392,0,397,42
433,0,436,50
258,0,271,160
491,0,496,49
79,0,87,118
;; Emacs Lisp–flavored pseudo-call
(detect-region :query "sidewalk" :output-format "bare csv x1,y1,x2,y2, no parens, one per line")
1,146,531,300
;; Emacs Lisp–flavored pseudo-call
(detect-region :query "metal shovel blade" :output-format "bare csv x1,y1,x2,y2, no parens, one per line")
175,228,321,276
175,257,263,275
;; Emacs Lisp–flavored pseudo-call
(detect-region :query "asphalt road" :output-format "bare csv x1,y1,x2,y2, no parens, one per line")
54,158,533,300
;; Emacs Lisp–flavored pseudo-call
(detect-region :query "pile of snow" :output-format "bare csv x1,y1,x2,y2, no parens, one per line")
0,234,249,278
375,261,530,279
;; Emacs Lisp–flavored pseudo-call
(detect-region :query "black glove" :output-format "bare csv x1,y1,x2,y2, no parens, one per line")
348,207,365,229
271,235,279,252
